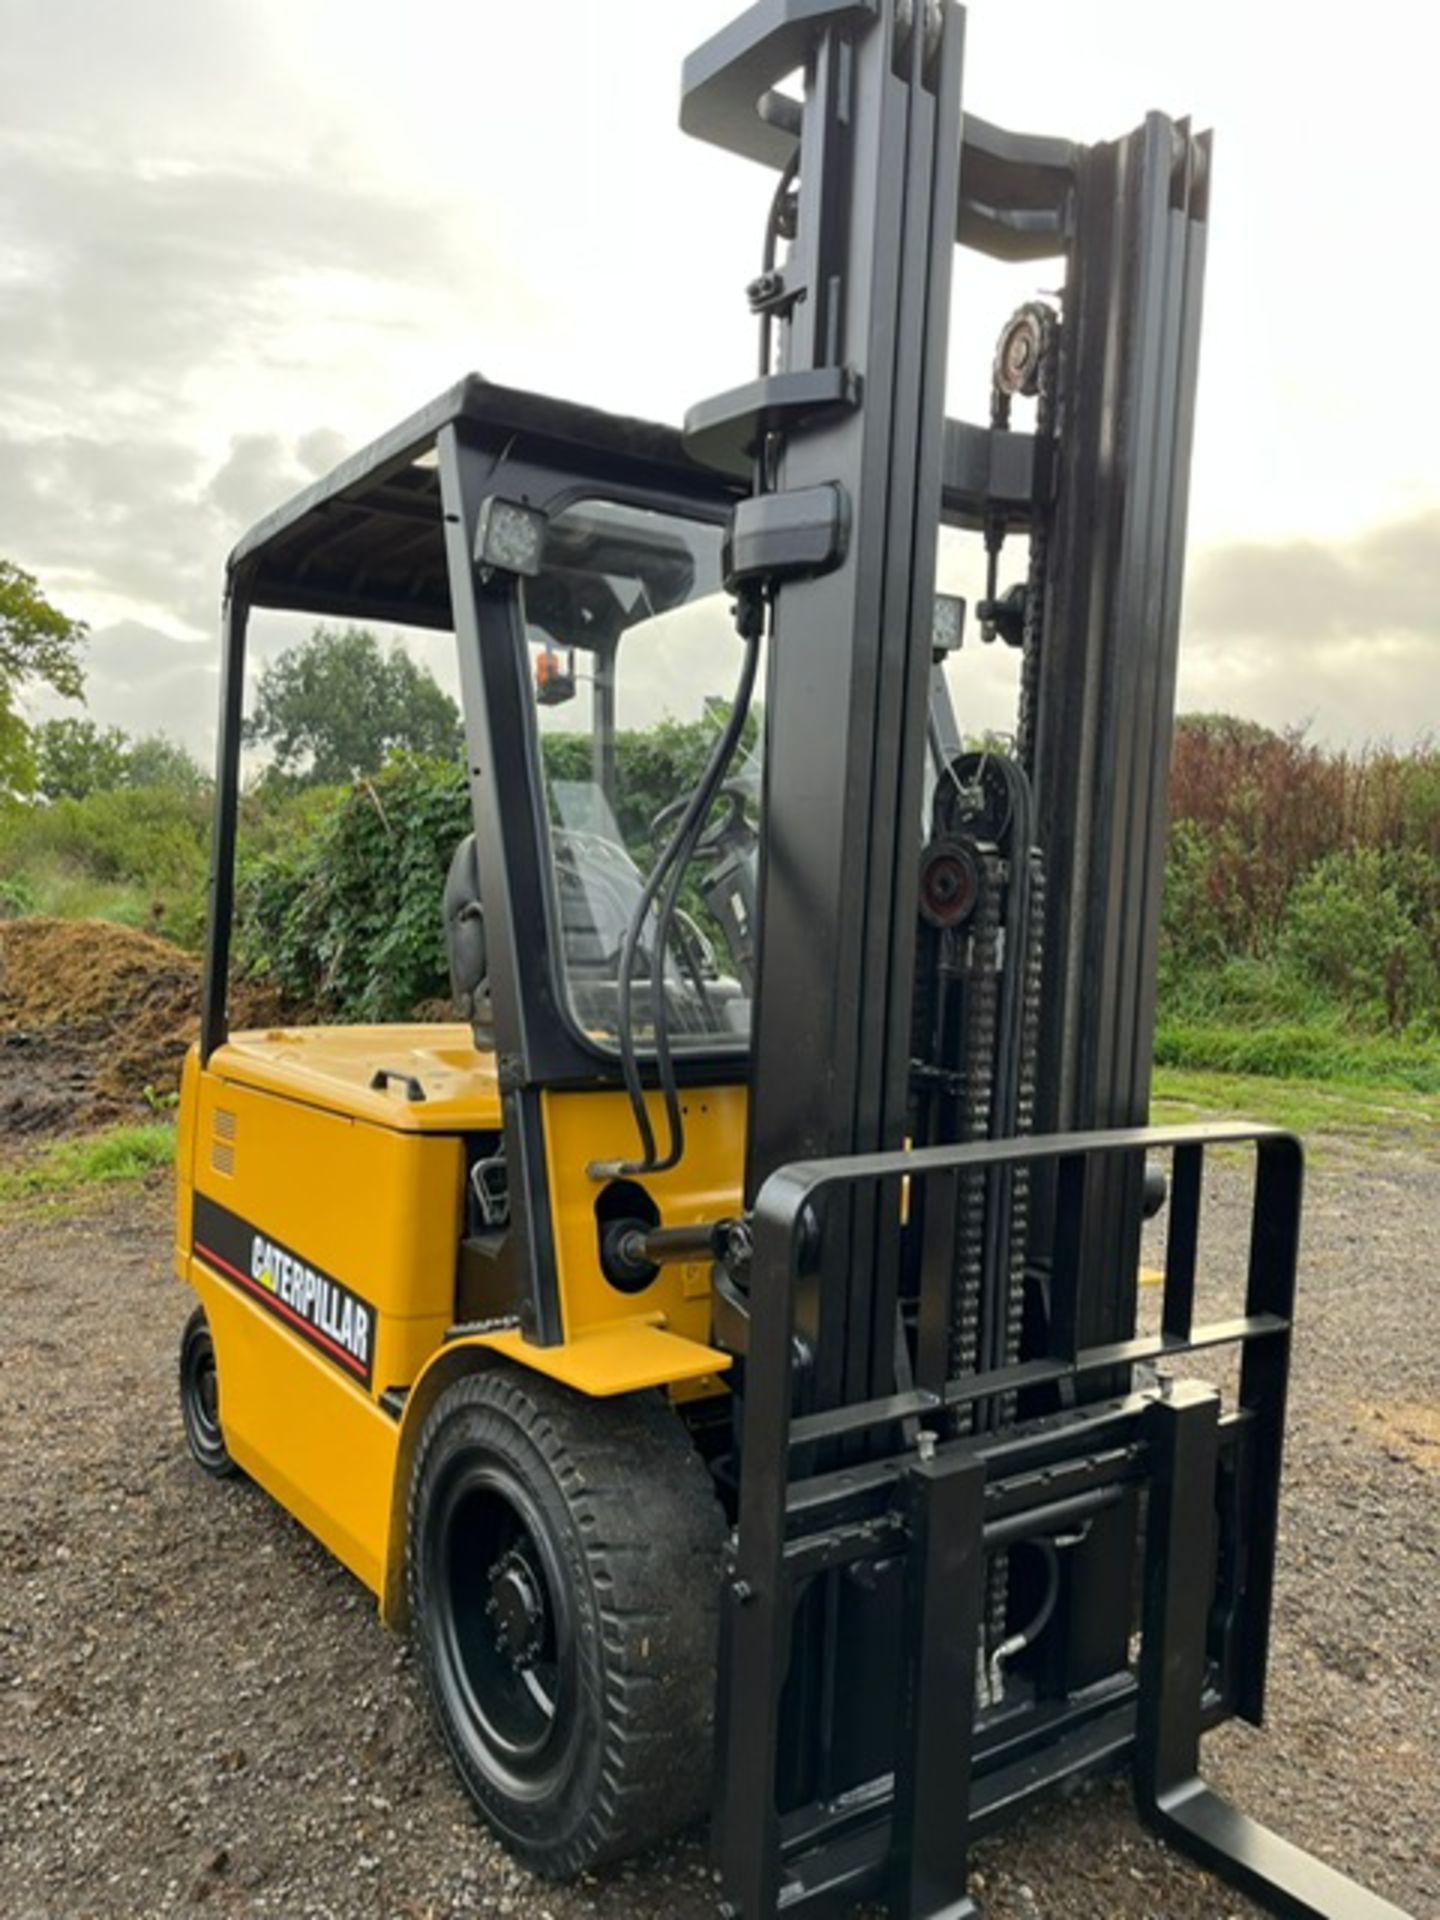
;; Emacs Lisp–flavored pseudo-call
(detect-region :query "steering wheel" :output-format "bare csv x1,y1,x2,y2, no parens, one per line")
650,782,755,861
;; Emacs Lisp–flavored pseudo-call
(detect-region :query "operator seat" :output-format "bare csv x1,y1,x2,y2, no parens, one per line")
443,827,749,1048
443,828,646,1044
443,834,492,1043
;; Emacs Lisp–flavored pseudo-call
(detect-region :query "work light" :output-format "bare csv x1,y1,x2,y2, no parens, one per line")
473,497,548,578
932,591,965,656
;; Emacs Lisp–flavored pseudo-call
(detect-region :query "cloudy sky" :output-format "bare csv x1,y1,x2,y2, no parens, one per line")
3,0,1438,760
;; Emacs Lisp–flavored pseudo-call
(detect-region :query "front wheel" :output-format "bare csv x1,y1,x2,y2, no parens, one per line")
406,1365,725,1877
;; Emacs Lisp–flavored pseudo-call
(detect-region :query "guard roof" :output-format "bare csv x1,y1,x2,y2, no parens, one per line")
227,374,739,632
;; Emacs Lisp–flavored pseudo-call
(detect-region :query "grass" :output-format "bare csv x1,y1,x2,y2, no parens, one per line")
1152,1065,1440,1147
0,1122,176,1219
0,859,202,944
0,1051,1433,1240
1153,1000,1440,1149
1156,1017,1440,1093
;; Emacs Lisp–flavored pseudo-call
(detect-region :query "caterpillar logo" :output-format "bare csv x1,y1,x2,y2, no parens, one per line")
192,1195,377,1388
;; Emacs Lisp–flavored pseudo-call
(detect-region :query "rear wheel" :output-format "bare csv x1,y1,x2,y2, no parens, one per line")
179,1306,239,1479
407,1365,725,1876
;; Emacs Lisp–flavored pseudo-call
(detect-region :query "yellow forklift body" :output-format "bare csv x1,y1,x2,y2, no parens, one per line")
174,1034,737,1609
200,1022,504,1131
539,1083,747,1348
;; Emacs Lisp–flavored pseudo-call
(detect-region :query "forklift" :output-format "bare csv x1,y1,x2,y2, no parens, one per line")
173,3,1412,1915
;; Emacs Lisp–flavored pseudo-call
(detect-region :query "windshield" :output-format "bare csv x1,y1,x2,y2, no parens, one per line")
526,497,761,1056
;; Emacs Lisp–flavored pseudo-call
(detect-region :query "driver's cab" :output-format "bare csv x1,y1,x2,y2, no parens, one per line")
446,493,761,1054
183,377,757,1422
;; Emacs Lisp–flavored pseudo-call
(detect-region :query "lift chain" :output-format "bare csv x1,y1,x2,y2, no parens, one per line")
945,850,1003,1429
983,847,1046,1674
1007,848,1046,1388
1015,305,1060,773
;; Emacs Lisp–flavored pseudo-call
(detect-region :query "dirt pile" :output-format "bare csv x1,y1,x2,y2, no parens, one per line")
0,918,288,1134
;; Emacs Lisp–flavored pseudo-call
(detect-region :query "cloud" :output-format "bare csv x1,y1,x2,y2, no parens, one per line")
19,609,329,766
297,428,349,479
0,426,346,637
1178,511,1440,743
0,121,541,643
19,619,219,758
0,0,284,155
207,434,319,529
0,140,477,418
1184,511,1440,646
4,0,1436,762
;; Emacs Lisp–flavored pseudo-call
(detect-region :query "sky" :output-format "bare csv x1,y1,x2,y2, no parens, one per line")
3,0,1438,763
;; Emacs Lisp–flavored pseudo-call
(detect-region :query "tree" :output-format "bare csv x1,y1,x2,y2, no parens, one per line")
127,733,208,793
0,560,87,795
33,718,132,800
243,625,462,786
32,720,207,800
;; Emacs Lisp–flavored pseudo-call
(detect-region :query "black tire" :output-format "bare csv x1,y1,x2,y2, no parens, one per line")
406,1364,726,1877
179,1306,240,1479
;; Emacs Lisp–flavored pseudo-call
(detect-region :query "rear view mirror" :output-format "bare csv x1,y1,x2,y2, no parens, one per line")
534,644,577,706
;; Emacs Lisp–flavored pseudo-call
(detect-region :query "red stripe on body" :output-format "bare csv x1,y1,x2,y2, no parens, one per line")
193,1241,367,1379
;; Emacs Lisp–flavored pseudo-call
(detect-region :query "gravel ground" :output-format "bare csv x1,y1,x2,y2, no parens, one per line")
1,1144,1435,1920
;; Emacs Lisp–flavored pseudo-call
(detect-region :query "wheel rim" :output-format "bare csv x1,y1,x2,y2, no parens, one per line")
197,1361,220,1431
430,1457,577,1799
184,1333,225,1458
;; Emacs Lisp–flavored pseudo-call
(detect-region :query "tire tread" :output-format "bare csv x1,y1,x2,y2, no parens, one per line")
406,1363,726,1877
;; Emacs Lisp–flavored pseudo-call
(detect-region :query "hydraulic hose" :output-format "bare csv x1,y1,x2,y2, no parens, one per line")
589,611,762,1179
592,127,792,1182
985,1537,1060,1705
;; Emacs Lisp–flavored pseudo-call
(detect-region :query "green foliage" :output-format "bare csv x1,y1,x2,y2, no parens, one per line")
0,783,213,945
0,560,88,796
1157,953,1325,1032
0,1122,175,1216
244,625,462,786
34,717,132,799
1155,1017,1440,1089
544,713,754,863
1152,1065,1440,1144
1282,848,1439,1032
33,718,206,801
8,663,1440,1104
0,873,38,918
126,733,208,793
236,754,470,1017
0,705,37,798
1159,718,1440,1068
545,711,760,946
0,560,87,699
232,714,743,1017
1157,819,1230,983
2,785,209,889
219,708,1440,1077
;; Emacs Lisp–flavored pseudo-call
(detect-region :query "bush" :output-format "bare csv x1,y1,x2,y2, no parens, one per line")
0,785,208,887
232,716,741,1020
236,756,469,1018
1158,820,1230,982
1159,719,1440,1054
11,693,1438,1085
1157,952,1327,1030
1282,848,1439,1032
0,872,37,918
0,784,212,943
